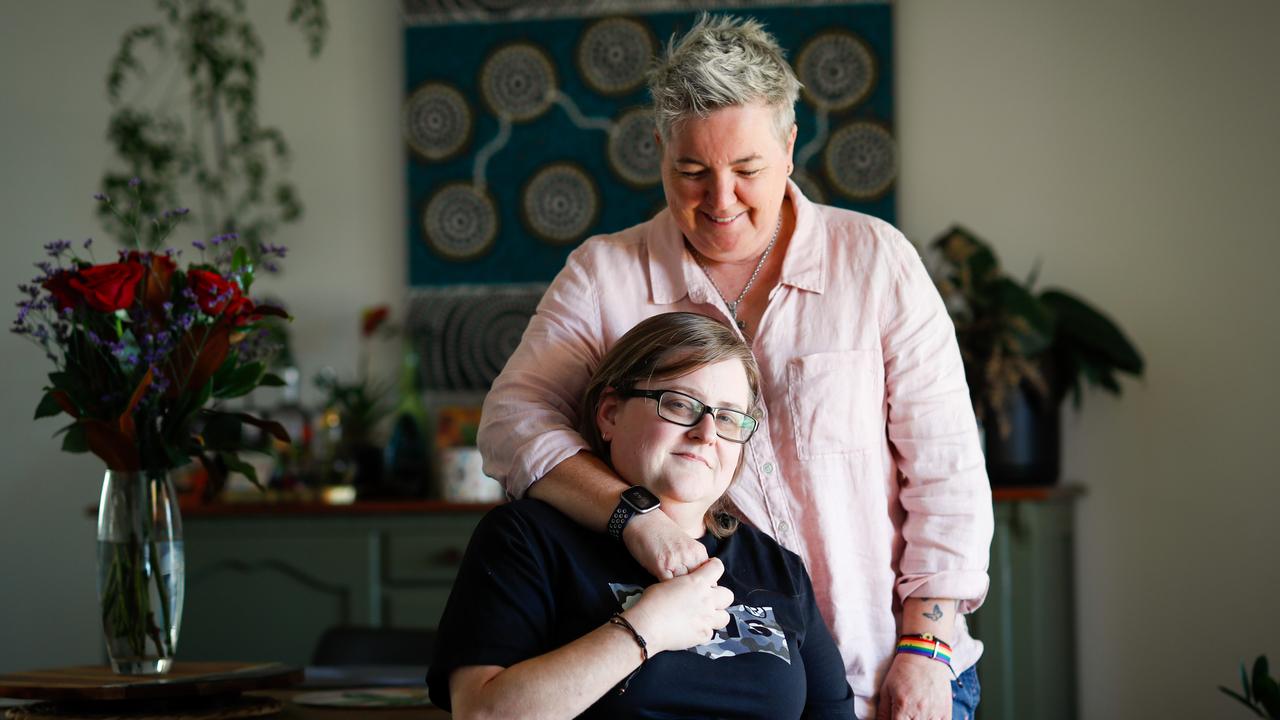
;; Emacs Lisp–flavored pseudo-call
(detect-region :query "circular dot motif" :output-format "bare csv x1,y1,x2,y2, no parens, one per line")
797,31,876,112
608,108,661,187
823,122,898,200
522,163,600,245
438,293,541,390
422,184,499,261
403,82,471,162
577,17,654,96
480,43,556,122
791,170,826,204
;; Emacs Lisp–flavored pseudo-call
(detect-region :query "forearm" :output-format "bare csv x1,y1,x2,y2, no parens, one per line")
900,596,958,643
452,620,645,720
526,451,629,531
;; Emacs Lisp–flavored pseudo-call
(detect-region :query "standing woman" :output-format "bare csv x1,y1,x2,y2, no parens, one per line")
429,313,854,718
479,14,992,719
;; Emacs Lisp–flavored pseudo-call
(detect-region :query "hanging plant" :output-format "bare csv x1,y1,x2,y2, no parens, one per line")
99,0,327,266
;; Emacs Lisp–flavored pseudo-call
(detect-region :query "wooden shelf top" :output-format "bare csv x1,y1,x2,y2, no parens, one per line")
179,498,501,517
991,484,1086,502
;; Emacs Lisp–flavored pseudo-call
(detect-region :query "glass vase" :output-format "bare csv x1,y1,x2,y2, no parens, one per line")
96,470,185,674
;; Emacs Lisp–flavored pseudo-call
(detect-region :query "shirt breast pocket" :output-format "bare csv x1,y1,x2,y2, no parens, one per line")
786,350,885,460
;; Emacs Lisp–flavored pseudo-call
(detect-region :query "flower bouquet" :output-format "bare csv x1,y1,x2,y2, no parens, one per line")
11,180,290,673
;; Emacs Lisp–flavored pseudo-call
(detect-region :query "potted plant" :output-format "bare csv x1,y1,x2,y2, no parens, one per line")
98,0,327,262
930,225,1144,485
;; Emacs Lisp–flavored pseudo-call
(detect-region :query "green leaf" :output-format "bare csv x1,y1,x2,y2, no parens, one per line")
163,443,190,470
259,372,285,387
34,392,64,420
1252,657,1280,718
201,412,244,451
219,452,262,491
1243,661,1255,703
993,278,1054,356
212,360,265,399
231,246,253,291
61,424,88,453
1217,687,1265,716
1041,289,1144,375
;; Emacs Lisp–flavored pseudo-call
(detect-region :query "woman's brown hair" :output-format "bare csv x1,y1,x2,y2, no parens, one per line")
579,312,761,537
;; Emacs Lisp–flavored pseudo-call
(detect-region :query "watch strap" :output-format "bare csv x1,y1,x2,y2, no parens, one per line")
607,502,634,541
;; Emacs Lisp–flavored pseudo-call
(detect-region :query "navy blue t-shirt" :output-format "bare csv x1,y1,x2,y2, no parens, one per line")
427,499,854,718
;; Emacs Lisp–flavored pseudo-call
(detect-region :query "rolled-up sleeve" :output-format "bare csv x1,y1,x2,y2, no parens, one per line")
478,247,605,498
880,232,993,613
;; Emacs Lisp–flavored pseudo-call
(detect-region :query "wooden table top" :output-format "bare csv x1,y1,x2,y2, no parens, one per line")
0,663,302,701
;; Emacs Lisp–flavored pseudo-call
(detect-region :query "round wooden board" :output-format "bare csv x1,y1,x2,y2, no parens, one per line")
0,664,302,702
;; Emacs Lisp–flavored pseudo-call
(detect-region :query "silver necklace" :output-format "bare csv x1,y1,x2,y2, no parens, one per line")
691,214,782,331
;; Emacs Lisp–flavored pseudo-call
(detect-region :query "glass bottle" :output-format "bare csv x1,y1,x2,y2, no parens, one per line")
383,344,431,496
270,366,315,488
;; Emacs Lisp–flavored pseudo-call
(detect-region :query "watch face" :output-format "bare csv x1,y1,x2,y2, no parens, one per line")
621,485,660,512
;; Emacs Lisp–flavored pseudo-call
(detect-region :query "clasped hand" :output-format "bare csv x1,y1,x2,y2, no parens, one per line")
623,556,734,654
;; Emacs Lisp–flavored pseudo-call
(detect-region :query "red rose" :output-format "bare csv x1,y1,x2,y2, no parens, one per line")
42,270,81,311
224,294,259,326
187,269,242,316
67,262,145,312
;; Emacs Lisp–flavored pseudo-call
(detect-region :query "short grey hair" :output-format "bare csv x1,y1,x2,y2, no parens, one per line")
648,13,802,145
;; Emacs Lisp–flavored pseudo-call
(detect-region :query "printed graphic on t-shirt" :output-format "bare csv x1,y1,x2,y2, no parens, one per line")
608,583,791,664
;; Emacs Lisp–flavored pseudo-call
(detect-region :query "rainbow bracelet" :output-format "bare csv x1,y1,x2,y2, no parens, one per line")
896,633,953,666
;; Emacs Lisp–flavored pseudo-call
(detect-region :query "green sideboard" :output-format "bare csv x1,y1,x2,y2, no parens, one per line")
181,501,490,666
180,489,1082,719
971,486,1083,720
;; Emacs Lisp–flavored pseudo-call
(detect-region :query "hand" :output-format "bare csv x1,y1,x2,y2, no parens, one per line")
875,652,953,720
622,509,709,579
622,557,734,654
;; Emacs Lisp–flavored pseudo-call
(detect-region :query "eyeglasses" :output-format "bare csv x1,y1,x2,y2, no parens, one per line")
619,388,758,443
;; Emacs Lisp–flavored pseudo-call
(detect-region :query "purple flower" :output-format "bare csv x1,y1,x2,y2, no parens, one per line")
162,301,174,314
192,240,206,251
264,261,280,273
175,208,189,216
93,193,109,202
83,238,93,249
44,240,72,257
128,177,141,187
259,242,289,259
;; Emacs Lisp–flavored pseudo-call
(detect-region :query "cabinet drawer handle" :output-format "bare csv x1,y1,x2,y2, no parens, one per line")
433,547,463,566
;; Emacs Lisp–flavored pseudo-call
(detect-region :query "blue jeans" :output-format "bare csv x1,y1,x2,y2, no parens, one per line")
951,664,981,720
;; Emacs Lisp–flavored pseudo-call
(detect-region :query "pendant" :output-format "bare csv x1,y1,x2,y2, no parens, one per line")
736,318,746,330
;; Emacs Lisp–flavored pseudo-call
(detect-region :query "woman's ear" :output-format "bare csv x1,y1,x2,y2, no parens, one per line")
596,388,620,442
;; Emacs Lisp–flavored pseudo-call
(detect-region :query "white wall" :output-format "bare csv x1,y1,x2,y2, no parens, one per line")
2,1,1277,717
895,1,1280,718
0,0,403,669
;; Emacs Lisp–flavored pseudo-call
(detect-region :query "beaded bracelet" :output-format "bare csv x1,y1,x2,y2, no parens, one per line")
608,613,648,694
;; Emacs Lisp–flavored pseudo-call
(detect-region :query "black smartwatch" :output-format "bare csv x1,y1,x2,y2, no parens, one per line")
607,485,661,541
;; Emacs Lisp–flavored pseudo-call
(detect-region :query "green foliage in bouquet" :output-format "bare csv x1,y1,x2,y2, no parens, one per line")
12,180,292,487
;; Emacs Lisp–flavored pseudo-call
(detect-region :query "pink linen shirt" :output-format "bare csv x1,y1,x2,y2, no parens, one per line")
478,181,993,718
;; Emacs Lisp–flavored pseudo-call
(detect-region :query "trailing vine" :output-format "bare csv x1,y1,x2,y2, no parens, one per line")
99,0,327,266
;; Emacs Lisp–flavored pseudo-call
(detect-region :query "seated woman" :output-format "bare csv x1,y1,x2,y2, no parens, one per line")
426,312,854,719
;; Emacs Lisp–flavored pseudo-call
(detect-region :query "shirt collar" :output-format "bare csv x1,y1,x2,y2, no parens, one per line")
647,179,827,306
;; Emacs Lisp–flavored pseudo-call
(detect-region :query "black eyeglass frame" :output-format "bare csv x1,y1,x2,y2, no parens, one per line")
618,388,758,443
